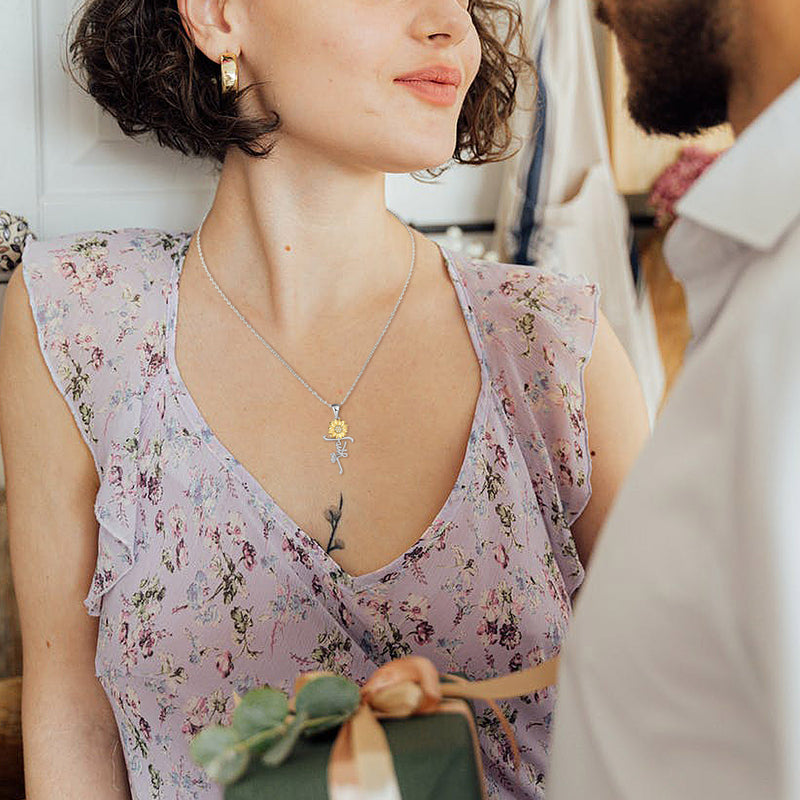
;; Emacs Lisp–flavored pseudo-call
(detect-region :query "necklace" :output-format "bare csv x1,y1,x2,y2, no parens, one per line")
195,210,416,475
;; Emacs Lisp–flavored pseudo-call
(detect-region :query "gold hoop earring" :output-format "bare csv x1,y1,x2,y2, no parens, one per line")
220,52,239,94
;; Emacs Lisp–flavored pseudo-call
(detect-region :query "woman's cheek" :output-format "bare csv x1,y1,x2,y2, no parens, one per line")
466,32,483,85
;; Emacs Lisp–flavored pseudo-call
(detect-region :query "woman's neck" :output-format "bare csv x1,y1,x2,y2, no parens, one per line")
198,144,416,332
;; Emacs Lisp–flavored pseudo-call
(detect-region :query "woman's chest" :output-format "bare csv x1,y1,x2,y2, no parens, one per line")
170,260,488,579
104,393,573,678
97,369,575,766
120,376,575,662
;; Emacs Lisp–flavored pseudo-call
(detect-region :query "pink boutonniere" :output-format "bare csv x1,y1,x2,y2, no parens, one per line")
649,146,726,228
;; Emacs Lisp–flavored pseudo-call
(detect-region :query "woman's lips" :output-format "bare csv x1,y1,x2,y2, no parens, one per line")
394,79,458,106
394,66,462,107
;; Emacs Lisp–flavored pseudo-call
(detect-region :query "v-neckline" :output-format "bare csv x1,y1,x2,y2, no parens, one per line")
164,229,490,590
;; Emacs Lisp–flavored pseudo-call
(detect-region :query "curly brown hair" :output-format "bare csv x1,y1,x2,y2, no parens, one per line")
68,0,532,166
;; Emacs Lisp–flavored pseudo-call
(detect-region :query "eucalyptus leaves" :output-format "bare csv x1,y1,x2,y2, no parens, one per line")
190,674,361,786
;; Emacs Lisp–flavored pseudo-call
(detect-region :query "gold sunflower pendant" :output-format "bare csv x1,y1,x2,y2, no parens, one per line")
323,404,354,475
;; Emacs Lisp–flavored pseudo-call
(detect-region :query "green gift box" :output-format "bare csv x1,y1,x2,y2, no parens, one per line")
225,710,483,800
191,672,485,800
192,653,557,799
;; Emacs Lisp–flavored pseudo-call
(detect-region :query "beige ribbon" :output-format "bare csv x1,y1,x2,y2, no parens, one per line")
305,654,560,800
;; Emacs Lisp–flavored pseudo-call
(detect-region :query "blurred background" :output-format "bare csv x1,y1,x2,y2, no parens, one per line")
0,2,732,795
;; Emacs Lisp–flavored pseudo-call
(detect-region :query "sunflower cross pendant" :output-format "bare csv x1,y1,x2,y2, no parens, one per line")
323,404,354,475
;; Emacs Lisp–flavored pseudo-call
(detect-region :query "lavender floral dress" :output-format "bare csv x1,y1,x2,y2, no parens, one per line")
21,228,598,800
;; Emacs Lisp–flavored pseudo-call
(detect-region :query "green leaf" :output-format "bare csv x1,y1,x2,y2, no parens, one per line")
190,726,238,767
261,711,309,767
232,687,289,738
295,675,360,722
190,726,250,785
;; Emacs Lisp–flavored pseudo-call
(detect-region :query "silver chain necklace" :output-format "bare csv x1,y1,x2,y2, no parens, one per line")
194,210,416,475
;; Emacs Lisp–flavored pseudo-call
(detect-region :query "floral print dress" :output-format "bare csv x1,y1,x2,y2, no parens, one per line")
21,228,598,800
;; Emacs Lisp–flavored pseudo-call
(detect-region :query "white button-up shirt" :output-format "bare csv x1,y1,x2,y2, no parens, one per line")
548,76,800,800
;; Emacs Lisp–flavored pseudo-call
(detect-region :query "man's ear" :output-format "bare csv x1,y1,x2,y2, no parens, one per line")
176,0,238,62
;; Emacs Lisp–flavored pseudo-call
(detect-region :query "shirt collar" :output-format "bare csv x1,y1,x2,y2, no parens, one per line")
675,75,800,252
664,76,800,346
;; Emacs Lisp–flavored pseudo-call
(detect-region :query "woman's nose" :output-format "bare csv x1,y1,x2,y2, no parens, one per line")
409,0,472,47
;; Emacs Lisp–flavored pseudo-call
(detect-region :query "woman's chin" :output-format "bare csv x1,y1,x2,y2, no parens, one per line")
382,146,458,175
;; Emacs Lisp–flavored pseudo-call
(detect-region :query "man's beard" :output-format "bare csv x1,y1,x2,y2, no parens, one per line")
599,0,733,136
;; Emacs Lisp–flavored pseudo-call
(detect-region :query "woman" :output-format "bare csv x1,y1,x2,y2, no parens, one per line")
0,0,649,797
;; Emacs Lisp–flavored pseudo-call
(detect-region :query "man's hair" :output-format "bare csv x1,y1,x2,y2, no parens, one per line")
68,0,532,166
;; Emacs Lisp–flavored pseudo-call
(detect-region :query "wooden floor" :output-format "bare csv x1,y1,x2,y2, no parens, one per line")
640,229,691,411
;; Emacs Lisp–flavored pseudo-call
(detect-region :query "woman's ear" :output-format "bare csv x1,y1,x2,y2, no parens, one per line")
176,0,239,62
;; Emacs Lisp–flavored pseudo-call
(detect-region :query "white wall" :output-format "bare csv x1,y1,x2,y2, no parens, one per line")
386,161,506,227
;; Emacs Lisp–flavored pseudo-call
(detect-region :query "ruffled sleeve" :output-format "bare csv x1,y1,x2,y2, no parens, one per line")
456,255,599,593
21,230,160,616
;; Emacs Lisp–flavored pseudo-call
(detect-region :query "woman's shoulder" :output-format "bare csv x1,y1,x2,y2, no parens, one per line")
444,248,599,359
21,226,191,307
17,226,189,452
21,225,190,369
446,249,602,556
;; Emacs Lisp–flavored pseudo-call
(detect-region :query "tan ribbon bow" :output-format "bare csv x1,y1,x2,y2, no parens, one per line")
306,654,560,800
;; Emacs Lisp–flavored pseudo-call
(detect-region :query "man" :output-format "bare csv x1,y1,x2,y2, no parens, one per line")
549,1,800,798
